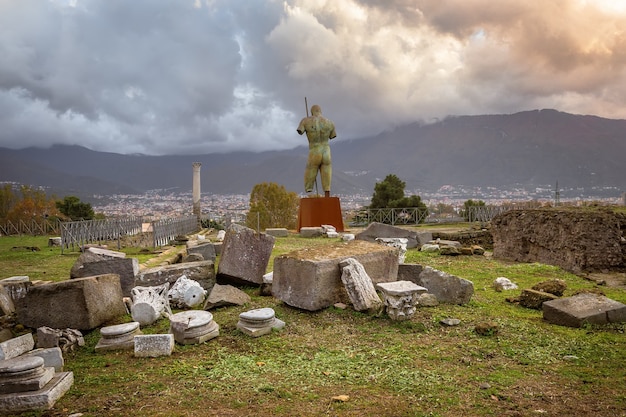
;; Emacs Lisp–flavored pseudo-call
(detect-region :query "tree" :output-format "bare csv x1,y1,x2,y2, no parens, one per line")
246,182,299,231
370,174,405,208
369,174,428,223
0,184,17,220
5,185,60,224
56,196,95,220
460,199,486,221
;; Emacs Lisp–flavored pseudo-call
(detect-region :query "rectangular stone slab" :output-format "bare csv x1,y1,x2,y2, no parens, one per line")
136,260,216,291
134,334,174,357
542,293,626,327
272,240,399,311
15,275,127,331
0,333,35,361
0,372,73,413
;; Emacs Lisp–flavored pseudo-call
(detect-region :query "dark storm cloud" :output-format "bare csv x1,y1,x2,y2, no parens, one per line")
0,0,625,155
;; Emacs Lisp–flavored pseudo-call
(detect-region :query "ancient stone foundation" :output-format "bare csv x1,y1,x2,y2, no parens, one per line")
491,208,626,273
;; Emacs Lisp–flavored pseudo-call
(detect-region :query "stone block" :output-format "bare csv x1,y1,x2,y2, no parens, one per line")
0,371,73,413
48,237,62,247
213,242,222,256
519,289,559,309
134,334,174,357
415,266,474,305
355,222,419,248
203,284,251,309
0,333,35,360
136,260,216,292
186,242,216,262
543,293,626,327
397,264,424,283
265,228,289,237
299,227,323,238
0,277,31,305
273,240,399,311
0,286,14,316
416,232,433,246
216,224,275,286
0,276,29,284
339,258,382,311
16,274,127,331
70,248,139,297
23,348,64,372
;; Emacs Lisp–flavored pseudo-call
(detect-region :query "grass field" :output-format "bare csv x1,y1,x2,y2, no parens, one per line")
1,231,625,417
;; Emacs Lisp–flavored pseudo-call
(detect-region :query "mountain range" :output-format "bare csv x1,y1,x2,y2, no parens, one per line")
1,109,625,201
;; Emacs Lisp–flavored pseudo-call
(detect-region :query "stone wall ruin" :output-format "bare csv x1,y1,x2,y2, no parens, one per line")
491,208,626,273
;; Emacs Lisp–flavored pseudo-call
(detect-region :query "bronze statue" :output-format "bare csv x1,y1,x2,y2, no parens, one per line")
297,104,336,197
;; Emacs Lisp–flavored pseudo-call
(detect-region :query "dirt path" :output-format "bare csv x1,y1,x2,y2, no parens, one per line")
584,272,626,289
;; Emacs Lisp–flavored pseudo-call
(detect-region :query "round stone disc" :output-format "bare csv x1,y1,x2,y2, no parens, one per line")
101,322,141,337
171,310,213,329
239,307,275,322
0,356,44,375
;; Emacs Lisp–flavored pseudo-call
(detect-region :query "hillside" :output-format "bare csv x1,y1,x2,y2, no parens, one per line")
1,109,625,198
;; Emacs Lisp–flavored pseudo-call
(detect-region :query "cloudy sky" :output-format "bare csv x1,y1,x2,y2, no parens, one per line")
1,0,625,155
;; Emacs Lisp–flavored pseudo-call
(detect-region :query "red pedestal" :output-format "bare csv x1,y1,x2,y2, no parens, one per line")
298,197,344,232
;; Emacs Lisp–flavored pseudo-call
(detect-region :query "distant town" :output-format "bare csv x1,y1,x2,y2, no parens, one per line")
91,184,626,222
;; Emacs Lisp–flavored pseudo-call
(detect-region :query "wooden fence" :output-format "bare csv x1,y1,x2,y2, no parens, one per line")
0,219,60,236
60,217,143,252
151,215,200,247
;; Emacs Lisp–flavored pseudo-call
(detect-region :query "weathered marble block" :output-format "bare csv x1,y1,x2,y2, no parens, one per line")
339,258,382,312
0,333,35,361
376,237,408,264
134,334,174,358
186,242,216,262
543,293,626,327
0,276,31,307
16,275,127,331
272,240,399,311
23,348,64,372
265,228,289,237
355,222,420,248
376,281,428,321
136,260,216,292
217,224,275,286
70,247,139,297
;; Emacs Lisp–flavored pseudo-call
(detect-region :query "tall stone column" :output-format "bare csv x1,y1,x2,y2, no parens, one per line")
192,162,201,217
